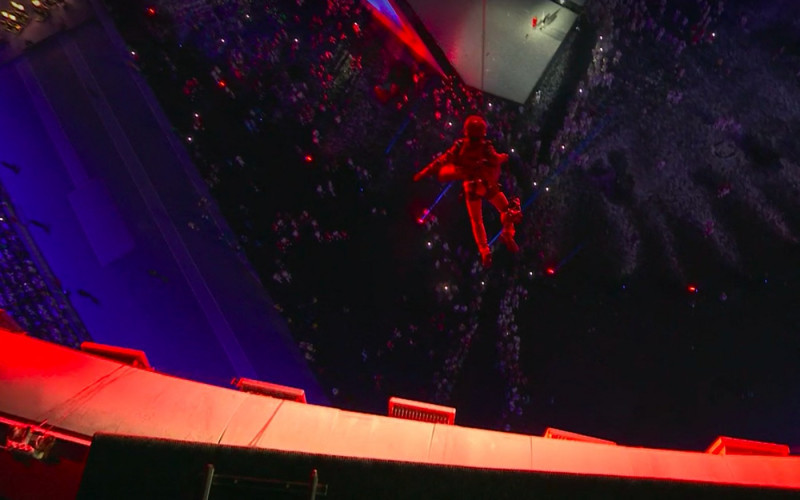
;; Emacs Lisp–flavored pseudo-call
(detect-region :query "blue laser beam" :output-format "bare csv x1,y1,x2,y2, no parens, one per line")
417,182,455,224
489,111,616,246
555,243,584,271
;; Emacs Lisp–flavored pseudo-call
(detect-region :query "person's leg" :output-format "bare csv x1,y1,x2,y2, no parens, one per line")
464,182,491,266
487,190,521,253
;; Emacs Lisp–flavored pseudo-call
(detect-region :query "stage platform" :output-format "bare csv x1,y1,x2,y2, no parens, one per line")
1,330,799,499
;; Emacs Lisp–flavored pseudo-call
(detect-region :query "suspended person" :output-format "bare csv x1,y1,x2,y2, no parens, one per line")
413,115,522,267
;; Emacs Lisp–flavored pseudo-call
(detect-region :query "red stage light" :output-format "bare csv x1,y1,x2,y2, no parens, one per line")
417,208,430,224
388,396,456,425
145,6,156,16
304,154,313,163
687,285,698,293
217,79,227,88
546,267,556,275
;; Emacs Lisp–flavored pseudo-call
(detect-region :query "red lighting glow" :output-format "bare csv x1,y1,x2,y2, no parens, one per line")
546,267,556,275
145,6,156,17
363,1,444,76
3,330,800,494
304,154,313,163
687,285,698,293
417,208,430,225
217,79,227,88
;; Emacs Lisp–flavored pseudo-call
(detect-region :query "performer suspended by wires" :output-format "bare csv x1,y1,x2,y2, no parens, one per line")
414,115,521,267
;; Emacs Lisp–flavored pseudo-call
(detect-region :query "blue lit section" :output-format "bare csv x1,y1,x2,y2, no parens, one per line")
364,0,404,28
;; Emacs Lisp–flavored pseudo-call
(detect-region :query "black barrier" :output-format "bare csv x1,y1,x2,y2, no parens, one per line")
77,433,799,500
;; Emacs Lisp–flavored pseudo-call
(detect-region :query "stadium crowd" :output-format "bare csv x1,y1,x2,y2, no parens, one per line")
99,0,796,435
0,194,90,348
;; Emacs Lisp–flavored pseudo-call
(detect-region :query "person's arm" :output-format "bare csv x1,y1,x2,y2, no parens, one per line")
477,142,508,184
485,142,509,167
413,141,460,182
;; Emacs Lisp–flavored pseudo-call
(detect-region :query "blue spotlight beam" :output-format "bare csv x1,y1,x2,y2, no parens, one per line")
555,243,584,272
489,111,616,247
523,110,616,209
417,181,455,224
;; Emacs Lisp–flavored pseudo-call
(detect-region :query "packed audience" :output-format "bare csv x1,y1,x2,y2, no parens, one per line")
0,196,91,348
103,0,799,434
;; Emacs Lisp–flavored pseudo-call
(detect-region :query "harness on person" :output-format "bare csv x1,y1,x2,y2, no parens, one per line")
451,139,502,199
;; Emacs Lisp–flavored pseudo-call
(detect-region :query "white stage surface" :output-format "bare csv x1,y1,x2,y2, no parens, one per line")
404,0,578,103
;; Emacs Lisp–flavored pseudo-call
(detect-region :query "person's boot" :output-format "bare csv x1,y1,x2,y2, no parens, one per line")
505,197,522,223
500,197,522,253
479,246,492,267
500,228,519,253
